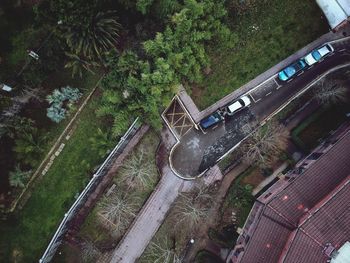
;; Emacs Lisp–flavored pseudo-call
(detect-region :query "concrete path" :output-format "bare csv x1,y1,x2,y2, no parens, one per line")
109,126,222,262
109,127,188,263
110,166,187,263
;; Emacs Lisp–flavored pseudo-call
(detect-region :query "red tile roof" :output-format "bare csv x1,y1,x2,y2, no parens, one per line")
231,126,350,263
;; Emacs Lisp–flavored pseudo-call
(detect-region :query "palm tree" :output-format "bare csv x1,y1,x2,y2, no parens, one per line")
9,165,31,188
314,79,348,106
13,128,47,167
64,52,99,78
65,11,121,61
89,128,113,158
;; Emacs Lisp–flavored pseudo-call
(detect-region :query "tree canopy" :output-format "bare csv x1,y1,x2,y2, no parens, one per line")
100,0,235,130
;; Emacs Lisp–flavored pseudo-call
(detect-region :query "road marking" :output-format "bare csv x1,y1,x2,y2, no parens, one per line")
339,48,346,52
265,92,272,97
249,93,261,103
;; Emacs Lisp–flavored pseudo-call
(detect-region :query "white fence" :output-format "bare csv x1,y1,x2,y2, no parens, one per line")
39,118,140,263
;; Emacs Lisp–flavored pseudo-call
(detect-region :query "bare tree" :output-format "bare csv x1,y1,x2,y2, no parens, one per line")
142,237,181,263
118,146,158,190
240,121,289,167
172,183,213,233
81,239,101,263
97,191,138,238
314,79,348,106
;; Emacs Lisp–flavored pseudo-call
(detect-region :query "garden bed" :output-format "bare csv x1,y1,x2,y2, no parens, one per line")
292,106,349,152
54,130,161,262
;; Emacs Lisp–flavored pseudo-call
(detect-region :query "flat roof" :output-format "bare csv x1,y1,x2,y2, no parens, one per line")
316,0,350,29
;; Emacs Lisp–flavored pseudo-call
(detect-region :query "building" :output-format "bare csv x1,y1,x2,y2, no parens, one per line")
228,123,350,263
316,0,350,30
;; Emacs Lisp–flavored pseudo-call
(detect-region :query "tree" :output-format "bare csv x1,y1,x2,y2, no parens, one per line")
65,11,121,61
172,183,213,233
13,127,47,167
314,79,348,106
240,121,289,168
143,237,181,263
64,52,99,78
143,0,236,83
9,165,32,188
99,51,178,131
0,116,35,139
89,128,114,158
118,146,158,190
97,191,138,237
81,239,101,263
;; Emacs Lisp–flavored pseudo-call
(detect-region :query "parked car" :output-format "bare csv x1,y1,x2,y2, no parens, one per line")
278,59,307,81
199,110,224,130
226,95,251,116
304,44,334,66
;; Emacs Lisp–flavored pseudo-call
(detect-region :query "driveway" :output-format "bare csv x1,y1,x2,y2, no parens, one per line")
170,51,350,178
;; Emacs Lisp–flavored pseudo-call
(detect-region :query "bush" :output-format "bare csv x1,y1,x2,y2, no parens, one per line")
46,86,82,123
195,250,224,263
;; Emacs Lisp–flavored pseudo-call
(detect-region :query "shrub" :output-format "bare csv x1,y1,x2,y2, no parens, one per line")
46,86,82,123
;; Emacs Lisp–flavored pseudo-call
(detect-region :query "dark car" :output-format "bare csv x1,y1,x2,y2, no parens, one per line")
199,111,224,130
278,59,307,81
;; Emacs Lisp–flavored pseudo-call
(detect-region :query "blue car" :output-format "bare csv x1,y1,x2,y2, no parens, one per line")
278,59,307,81
199,111,224,130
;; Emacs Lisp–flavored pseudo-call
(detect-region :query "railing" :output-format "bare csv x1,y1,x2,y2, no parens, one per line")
39,118,140,263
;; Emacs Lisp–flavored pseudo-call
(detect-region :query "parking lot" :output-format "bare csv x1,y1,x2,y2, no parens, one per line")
249,77,281,103
169,45,350,178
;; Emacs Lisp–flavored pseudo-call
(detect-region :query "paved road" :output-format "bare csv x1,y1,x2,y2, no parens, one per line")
171,49,350,178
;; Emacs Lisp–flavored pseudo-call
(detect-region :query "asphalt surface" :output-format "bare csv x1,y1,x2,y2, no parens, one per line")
171,50,350,178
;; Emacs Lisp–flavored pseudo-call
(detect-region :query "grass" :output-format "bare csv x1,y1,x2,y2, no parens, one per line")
192,0,328,109
1,70,102,209
0,93,111,262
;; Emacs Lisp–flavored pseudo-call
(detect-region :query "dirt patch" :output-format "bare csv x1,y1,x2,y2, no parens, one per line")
191,84,204,103
241,168,264,188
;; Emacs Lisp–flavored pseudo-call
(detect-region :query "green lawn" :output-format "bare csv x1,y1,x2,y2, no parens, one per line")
0,93,110,262
192,0,328,109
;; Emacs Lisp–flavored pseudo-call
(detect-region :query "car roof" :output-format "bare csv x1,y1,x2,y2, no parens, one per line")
228,100,243,113
284,66,296,77
318,45,331,57
200,113,222,128
241,95,251,106
279,71,288,81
